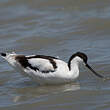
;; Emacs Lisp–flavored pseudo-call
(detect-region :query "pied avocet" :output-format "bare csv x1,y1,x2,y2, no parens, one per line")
0,52,105,85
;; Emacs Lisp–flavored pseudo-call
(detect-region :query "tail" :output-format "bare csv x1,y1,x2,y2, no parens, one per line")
0,52,16,58
0,53,7,57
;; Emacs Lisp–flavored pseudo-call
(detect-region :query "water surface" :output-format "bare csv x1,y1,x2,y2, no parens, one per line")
0,0,110,110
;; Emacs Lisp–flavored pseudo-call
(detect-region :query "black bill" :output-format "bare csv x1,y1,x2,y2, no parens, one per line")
86,64,104,78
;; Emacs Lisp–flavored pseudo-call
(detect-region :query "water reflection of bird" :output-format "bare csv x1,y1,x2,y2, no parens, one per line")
0,52,104,85
13,83,80,103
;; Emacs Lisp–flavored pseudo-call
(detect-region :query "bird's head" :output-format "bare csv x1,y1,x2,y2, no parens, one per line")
68,52,104,78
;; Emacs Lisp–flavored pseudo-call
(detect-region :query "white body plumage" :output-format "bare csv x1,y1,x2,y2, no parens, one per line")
0,52,103,85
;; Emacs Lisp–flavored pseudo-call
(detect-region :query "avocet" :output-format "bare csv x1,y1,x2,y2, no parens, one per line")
0,52,104,85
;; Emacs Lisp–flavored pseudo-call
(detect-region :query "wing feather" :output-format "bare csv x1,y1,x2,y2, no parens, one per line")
16,55,58,73
28,58,55,72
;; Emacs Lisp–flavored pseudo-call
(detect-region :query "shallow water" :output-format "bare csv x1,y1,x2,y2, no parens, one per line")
0,0,110,110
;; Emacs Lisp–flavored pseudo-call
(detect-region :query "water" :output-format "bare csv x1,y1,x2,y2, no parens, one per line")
0,0,110,110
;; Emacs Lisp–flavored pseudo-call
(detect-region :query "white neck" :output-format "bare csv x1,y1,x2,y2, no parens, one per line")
68,57,82,79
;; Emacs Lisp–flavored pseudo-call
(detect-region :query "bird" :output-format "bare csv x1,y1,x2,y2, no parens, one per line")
0,52,104,85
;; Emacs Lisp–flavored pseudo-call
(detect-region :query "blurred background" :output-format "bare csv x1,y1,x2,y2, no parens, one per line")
0,0,110,110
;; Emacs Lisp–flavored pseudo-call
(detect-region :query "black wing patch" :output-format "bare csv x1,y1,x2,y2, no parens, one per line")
27,55,58,60
15,55,39,71
15,55,57,73
27,55,58,70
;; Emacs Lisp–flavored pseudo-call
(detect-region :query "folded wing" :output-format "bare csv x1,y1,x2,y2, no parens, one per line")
16,55,58,73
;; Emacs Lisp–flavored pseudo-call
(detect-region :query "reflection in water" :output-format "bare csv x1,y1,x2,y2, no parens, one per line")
13,83,80,103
